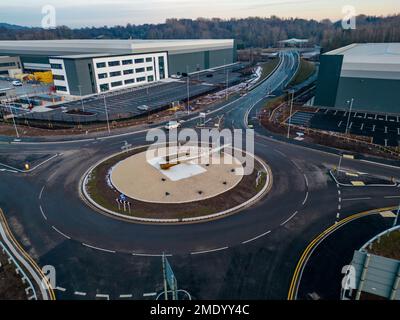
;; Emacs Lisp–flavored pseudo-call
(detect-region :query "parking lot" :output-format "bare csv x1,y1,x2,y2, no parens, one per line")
2,63,249,124
287,107,400,147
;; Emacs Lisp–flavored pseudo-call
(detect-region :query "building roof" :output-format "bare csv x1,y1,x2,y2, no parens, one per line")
279,38,309,44
324,43,400,80
0,39,234,57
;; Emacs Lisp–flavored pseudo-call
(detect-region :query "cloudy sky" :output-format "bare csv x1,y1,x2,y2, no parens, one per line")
0,0,398,27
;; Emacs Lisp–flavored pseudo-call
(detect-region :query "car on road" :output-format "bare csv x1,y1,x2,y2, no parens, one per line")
165,120,181,130
12,80,23,86
137,105,149,111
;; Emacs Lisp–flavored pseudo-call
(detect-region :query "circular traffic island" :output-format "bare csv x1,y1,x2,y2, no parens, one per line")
82,144,272,223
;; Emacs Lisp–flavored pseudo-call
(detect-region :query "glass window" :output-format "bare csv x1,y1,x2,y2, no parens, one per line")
158,56,165,79
108,61,120,67
122,59,133,65
147,75,154,82
50,63,63,70
123,69,134,75
146,57,153,62
135,67,145,73
136,77,146,82
53,74,65,81
55,85,67,91
98,73,108,79
96,62,106,68
100,83,109,92
111,81,123,87
110,71,121,77
146,66,153,71
134,58,144,64
124,79,135,85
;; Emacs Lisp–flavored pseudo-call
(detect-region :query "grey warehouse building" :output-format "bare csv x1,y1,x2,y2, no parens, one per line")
0,39,236,95
314,43,400,114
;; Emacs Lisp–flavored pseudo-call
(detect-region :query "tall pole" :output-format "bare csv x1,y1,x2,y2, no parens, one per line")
393,203,400,226
345,98,354,136
162,253,168,301
5,100,19,138
78,85,85,112
287,90,294,139
103,94,110,134
186,66,190,115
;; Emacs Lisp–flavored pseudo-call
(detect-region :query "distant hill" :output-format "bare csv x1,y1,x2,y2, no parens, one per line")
0,14,399,51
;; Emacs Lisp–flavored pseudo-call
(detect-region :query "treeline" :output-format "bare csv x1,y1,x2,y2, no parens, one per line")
0,15,399,51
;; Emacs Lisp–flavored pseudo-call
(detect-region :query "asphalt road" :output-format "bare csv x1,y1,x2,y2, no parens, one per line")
1,51,399,300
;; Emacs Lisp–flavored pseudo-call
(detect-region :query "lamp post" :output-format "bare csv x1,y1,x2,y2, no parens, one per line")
78,85,85,112
394,202,400,227
4,100,19,138
345,98,354,136
286,90,295,139
186,65,190,115
103,94,110,134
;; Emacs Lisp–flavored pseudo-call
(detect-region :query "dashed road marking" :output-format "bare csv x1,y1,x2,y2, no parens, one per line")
96,293,110,300
143,292,157,297
342,197,372,201
82,243,116,253
119,294,133,298
56,286,66,292
74,291,87,296
280,211,298,226
302,192,308,206
39,205,47,221
303,174,309,188
39,185,45,200
190,246,229,255
51,226,71,240
132,252,172,257
241,230,271,244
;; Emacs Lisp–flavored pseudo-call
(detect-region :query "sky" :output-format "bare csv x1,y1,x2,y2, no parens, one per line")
0,0,399,28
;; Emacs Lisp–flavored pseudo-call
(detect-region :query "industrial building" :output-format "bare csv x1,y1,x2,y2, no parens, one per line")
0,56,22,77
314,43,400,114
0,39,236,95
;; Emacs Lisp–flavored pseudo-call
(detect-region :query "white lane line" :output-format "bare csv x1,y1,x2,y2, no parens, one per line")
280,211,298,226
56,286,66,292
51,226,71,240
241,230,271,244
82,243,115,253
274,149,287,158
302,192,309,205
39,205,47,221
39,185,45,200
132,252,172,257
190,246,229,255
119,294,133,298
74,291,87,296
338,204,341,210
338,197,342,203
303,174,309,188
342,197,372,201
96,294,110,300
338,190,341,195
336,213,340,219
291,160,302,171
384,195,400,199
143,292,157,297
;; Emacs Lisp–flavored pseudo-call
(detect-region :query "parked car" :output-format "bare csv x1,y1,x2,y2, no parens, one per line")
165,120,181,130
137,105,149,112
12,80,23,86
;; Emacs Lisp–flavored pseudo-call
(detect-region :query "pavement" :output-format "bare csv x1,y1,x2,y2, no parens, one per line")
1,50,400,300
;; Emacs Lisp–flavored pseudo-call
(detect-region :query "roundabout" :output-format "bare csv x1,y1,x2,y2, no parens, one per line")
81,143,272,223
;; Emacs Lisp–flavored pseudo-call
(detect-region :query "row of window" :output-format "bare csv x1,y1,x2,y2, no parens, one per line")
96,57,153,69
50,63,63,70
55,85,67,92
99,76,154,91
53,74,65,81
0,62,16,68
97,66,153,79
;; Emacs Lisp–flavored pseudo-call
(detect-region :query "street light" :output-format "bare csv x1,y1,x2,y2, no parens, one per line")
4,100,19,138
286,90,295,139
345,98,354,136
103,94,111,134
78,85,85,112
186,65,190,115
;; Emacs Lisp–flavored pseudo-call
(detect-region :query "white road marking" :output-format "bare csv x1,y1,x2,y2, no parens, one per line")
338,190,341,196
336,213,340,219
342,197,372,201
303,174,309,187
338,197,342,202
74,291,87,296
82,243,115,253
190,246,229,255
384,195,400,199
241,230,271,244
338,204,341,210
280,211,298,226
51,226,71,240
132,252,172,257
96,294,110,300
143,292,157,297
56,286,66,292
119,294,133,298
302,192,309,205
274,149,287,158
39,205,47,221
39,185,45,200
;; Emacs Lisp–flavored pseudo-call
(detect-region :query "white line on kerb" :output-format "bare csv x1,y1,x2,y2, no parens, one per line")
51,226,71,240
39,185,45,200
143,292,157,297
82,243,116,253
74,291,86,296
190,246,229,255
280,211,298,226
241,230,271,244
39,205,47,220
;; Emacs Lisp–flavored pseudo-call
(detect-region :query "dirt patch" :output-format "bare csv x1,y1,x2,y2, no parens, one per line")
85,147,268,220
0,251,28,300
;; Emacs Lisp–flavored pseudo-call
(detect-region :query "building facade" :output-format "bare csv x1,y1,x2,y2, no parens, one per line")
0,39,236,95
314,43,400,114
0,56,22,76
